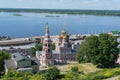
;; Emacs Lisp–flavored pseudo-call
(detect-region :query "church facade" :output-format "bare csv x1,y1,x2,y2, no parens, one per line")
36,23,76,66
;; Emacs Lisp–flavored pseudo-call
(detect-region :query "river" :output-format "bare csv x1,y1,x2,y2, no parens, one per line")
0,12,120,38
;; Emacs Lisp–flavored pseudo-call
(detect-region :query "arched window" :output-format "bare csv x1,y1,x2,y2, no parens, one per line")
48,49,51,52
44,44,47,47
48,44,50,47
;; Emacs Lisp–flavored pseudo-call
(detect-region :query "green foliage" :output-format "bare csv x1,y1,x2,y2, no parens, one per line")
15,72,23,77
62,66,120,80
62,72,81,80
76,35,99,63
51,43,55,50
62,66,81,80
29,43,42,57
35,43,43,51
30,73,44,80
6,70,16,77
29,47,36,56
0,51,11,76
2,70,24,80
71,66,79,73
1,64,120,80
2,70,36,80
76,33,119,68
44,66,60,80
29,43,55,57
81,67,120,80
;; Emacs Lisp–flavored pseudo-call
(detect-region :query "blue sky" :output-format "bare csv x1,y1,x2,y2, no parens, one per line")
0,0,120,10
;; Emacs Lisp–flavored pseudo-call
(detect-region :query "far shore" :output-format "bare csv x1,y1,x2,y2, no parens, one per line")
0,8,120,16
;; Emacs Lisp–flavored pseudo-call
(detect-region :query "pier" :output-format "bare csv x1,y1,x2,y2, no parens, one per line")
0,34,99,46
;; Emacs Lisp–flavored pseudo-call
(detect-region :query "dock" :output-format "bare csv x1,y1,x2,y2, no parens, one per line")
0,34,98,46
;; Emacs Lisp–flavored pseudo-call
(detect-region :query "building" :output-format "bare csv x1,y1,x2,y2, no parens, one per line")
36,23,76,67
36,23,54,66
108,30,120,36
4,53,39,73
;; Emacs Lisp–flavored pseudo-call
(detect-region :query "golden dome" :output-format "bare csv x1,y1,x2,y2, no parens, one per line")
63,35,67,39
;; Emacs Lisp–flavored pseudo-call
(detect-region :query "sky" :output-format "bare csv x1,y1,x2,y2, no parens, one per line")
0,0,120,10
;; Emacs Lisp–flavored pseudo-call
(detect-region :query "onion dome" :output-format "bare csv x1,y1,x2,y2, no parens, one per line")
63,35,67,39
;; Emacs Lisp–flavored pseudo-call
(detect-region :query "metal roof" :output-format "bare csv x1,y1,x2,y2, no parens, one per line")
12,53,25,62
111,31,120,34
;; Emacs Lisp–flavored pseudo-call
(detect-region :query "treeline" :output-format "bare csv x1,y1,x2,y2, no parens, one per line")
1,8,120,16
76,33,119,68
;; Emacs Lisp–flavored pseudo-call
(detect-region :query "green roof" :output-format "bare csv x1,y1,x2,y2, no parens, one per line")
111,31,120,34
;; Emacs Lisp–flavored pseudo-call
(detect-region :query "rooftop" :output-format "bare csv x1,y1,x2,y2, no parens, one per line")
111,30,120,34
12,53,25,62
4,59,17,69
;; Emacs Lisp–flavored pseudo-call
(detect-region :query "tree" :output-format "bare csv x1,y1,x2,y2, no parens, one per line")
44,66,60,80
0,51,11,76
29,42,55,57
5,70,15,77
29,47,36,57
97,34,118,67
51,43,56,50
76,33,119,68
35,43,43,51
29,43,43,57
3,71,32,80
76,35,99,63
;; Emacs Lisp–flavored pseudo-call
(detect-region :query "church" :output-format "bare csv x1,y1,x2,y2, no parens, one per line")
36,23,76,66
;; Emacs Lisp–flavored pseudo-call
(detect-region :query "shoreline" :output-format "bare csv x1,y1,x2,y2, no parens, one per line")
0,34,97,46
0,8,120,16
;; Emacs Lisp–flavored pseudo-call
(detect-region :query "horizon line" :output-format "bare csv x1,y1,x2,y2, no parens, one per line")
0,8,120,11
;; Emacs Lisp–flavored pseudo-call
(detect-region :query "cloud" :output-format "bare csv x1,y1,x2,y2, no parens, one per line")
0,0,119,10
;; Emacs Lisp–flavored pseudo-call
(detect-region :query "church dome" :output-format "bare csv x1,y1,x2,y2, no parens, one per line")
63,35,67,39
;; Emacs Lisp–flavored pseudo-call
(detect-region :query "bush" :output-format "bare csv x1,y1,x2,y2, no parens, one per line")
71,66,79,73
44,66,60,80
62,72,81,80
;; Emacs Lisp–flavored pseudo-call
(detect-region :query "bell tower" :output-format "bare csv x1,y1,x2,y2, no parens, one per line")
41,23,53,66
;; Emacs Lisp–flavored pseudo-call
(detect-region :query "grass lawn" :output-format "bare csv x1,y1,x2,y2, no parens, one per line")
56,62,120,80
56,62,101,74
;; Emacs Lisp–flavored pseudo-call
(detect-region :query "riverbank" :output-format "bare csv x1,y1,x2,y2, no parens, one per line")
0,8,120,16
0,34,84,46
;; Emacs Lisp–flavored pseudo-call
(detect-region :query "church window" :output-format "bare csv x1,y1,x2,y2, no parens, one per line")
48,44,50,47
44,44,47,47
48,49,50,52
